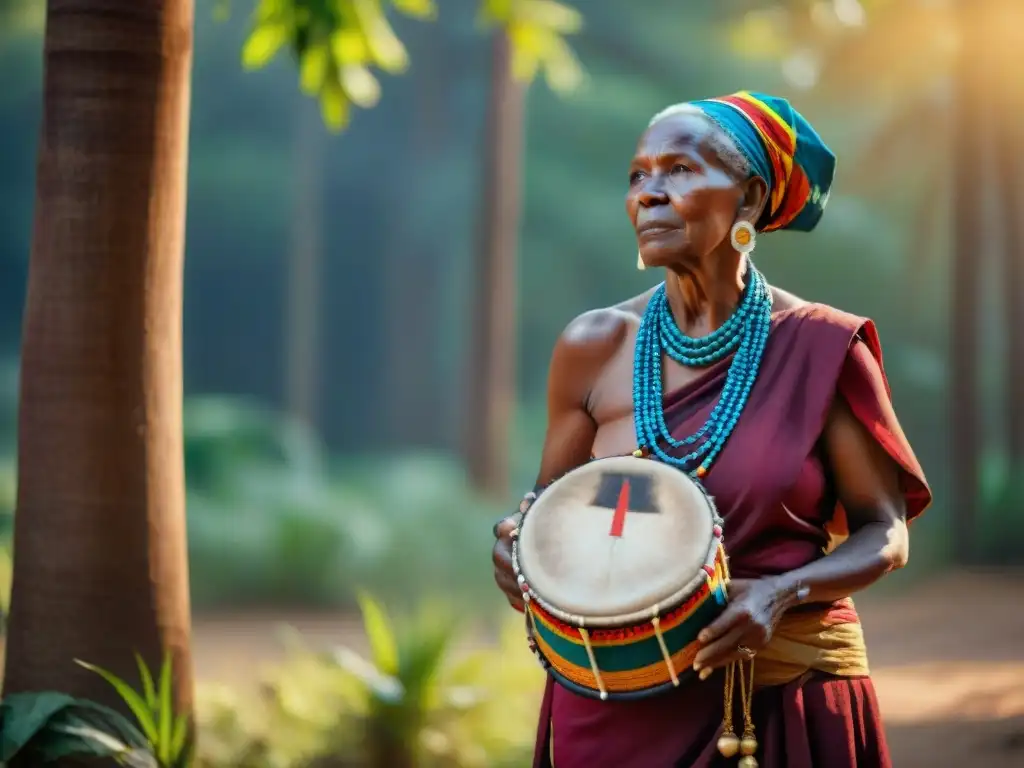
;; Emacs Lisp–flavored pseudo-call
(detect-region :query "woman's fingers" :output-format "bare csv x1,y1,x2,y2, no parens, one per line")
688,626,745,671
492,520,525,611
697,601,747,646
493,511,522,540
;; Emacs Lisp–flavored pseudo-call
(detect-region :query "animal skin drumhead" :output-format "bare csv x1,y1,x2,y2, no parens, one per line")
518,456,716,620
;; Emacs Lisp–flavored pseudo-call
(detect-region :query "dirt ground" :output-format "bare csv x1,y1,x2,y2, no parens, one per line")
191,569,1024,768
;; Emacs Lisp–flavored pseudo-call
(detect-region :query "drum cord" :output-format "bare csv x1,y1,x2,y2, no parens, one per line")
718,659,758,767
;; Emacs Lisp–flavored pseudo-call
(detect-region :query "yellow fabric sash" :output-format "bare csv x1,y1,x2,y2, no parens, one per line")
752,604,870,688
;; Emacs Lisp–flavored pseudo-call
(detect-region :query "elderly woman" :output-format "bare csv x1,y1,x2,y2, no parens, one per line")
491,91,931,768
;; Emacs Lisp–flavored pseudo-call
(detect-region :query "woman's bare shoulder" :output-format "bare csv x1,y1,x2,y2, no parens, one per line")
549,288,655,385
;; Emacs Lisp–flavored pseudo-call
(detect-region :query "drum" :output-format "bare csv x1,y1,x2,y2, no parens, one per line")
512,455,728,701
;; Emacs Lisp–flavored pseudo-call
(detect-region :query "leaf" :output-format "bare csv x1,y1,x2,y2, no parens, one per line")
134,654,158,712
391,0,437,20
0,693,152,764
340,64,382,108
49,724,133,758
156,653,174,765
75,660,158,745
479,0,514,25
319,76,351,132
507,22,544,83
253,0,288,24
242,21,289,69
0,691,79,760
332,646,405,702
299,42,330,95
356,591,399,675
540,32,584,93
330,27,370,66
353,0,410,73
169,712,190,764
518,0,582,34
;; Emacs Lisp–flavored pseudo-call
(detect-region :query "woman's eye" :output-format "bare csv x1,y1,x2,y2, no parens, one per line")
671,164,692,175
629,170,646,184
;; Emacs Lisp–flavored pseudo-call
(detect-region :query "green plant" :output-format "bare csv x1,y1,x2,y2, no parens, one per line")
195,595,544,768
183,404,508,613
0,691,155,766
76,653,191,768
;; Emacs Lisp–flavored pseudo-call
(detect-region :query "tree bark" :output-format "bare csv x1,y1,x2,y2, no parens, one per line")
3,0,195,724
284,101,325,428
949,0,990,562
994,0,1024,462
463,32,525,498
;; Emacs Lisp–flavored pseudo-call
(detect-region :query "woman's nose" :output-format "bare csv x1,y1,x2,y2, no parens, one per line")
637,179,669,207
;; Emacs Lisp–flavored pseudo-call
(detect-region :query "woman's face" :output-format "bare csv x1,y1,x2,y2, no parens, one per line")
626,112,749,271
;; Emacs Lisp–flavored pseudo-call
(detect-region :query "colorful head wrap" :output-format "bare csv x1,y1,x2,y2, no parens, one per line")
688,91,836,233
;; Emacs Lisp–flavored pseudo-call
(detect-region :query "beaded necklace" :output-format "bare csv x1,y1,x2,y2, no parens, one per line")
632,265,773,479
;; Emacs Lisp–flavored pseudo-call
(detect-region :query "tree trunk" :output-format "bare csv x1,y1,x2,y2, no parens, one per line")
382,51,446,449
463,31,525,498
284,101,325,428
949,0,990,562
994,0,1024,462
3,0,195,725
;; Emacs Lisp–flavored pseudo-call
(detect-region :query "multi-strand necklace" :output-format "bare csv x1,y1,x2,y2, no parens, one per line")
632,266,773,479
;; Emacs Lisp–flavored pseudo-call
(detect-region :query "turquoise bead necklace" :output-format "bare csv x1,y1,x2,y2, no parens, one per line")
632,265,773,479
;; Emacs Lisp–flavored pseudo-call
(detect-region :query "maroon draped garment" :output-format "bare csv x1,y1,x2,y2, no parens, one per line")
531,304,931,768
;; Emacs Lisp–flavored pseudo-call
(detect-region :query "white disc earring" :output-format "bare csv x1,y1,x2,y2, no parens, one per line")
636,251,646,271
730,221,756,254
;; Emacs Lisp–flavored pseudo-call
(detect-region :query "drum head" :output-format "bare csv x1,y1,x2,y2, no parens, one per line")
518,456,717,623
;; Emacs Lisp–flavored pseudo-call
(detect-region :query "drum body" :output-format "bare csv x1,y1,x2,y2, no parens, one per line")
513,456,728,701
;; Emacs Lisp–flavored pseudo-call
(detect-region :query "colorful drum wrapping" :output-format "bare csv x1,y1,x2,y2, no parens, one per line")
513,456,729,701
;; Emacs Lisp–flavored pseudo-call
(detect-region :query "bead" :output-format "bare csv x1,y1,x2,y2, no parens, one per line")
519,581,530,592
713,524,723,537
740,736,758,756
632,448,644,458
717,733,740,758
632,269,771,479
738,757,758,768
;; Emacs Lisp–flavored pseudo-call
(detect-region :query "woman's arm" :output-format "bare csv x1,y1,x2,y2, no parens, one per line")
492,309,625,611
695,347,910,672
769,389,908,607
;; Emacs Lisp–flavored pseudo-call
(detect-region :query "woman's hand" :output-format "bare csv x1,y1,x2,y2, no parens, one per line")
692,578,789,677
492,510,526,612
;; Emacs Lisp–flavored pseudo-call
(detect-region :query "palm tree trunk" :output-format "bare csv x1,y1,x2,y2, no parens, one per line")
3,0,195,723
949,0,990,562
284,101,325,428
463,31,524,498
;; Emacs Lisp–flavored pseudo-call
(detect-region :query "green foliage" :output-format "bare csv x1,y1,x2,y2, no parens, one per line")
478,0,584,92
0,691,155,766
76,654,191,768
195,598,543,767
182,396,507,612
979,455,1024,565
238,0,582,130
